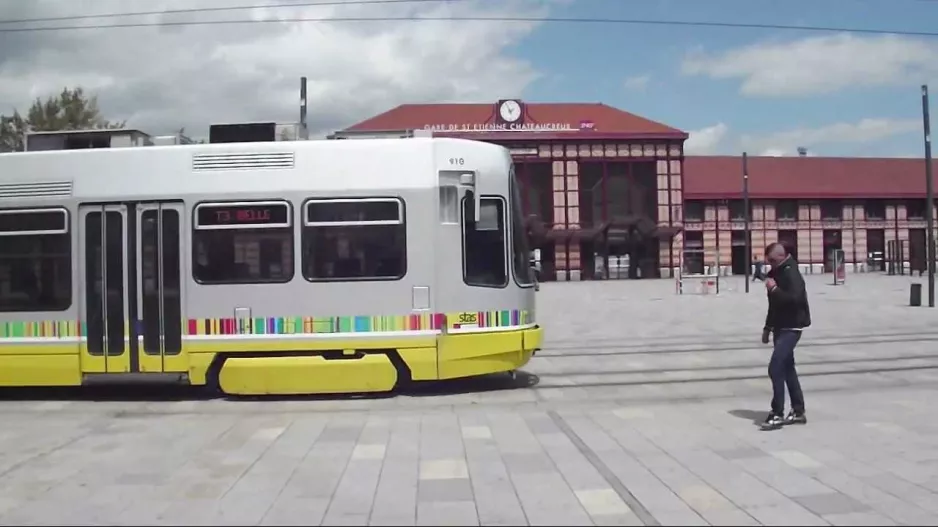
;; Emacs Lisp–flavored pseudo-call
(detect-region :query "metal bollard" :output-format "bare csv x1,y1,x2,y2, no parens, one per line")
911,283,923,307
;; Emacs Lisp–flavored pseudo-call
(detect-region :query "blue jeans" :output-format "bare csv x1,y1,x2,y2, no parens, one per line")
769,330,805,416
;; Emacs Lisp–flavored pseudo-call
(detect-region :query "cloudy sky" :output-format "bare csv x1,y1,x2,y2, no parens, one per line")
1,0,936,156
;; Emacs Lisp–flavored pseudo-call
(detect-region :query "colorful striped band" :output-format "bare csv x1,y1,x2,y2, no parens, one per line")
0,310,531,338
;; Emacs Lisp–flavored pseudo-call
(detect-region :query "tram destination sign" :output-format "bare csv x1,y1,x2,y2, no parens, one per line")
196,203,290,227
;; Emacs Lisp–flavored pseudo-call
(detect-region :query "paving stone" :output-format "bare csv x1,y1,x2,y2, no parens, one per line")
352,444,388,461
734,456,838,498
260,497,330,526
501,452,557,474
416,501,479,526
717,447,772,461
418,478,475,502
822,511,898,526
697,508,762,526
419,459,469,480
462,426,493,439
676,483,738,512
574,488,632,516
794,492,871,516
372,458,419,521
745,502,829,526
584,512,641,526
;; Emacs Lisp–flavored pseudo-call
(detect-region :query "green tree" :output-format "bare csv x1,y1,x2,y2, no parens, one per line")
0,87,125,152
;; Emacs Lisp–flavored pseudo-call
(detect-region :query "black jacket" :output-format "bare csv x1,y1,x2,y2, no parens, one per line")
764,257,811,330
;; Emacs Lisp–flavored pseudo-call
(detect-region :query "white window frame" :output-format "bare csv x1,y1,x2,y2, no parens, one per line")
304,197,404,227
462,195,509,288
0,208,69,237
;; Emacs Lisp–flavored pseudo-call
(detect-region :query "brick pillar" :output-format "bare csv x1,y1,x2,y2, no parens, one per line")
566,160,581,280
716,203,730,274
551,159,568,281
703,229,718,273
703,203,717,272
797,229,811,272
670,157,683,277
854,228,868,272
885,203,897,273
752,229,766,263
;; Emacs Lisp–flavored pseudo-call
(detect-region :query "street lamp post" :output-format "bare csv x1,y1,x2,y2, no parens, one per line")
923,85,935,307
743,152,751,293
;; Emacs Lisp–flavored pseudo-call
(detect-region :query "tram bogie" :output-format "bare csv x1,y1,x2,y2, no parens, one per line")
0,137,542,395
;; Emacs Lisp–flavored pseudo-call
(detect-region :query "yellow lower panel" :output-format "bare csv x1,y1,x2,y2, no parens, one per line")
0,342,78,356
138,352,189,374
188,353,214,385
0,355,82,387
396,347,438,381
218,354,398,395
523,326,544,351
77,344,131,373
437,330,533,380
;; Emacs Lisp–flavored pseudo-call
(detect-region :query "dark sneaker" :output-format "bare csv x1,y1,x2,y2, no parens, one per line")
761,413,784,431
784,411,807,426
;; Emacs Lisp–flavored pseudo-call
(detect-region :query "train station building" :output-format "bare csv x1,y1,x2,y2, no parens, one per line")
335,101,937,282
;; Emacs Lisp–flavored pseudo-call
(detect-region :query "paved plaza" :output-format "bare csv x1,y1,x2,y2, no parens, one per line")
2,273,938,525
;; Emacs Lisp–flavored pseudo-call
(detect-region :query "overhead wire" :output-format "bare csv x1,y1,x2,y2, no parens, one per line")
0,0,935,36
2,0,938,26
0,0,455,25
1,14,937,37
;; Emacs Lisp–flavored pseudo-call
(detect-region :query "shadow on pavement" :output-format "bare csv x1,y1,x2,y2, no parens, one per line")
0,370,540,403
403,370,539,397
728,409,767,426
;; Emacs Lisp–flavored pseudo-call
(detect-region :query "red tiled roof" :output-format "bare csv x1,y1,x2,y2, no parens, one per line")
343,103,687,139
684,155,938,199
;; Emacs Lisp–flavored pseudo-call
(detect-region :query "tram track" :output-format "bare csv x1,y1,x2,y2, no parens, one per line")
536,330,938,358
529,363,938,392
0,360,934,416
527,330,938,392
529,358,938,388
531,351,938,378
2,331,936,411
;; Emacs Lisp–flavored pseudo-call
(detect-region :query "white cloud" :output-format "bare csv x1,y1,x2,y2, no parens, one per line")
739,117,920,156
684,122,728,154
681,33,938,97
760,148,788,157
0,0,554,137
623,74,650,91
682,117,920,156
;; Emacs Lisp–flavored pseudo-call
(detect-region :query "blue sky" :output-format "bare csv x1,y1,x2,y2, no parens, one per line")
2,0,936,155
510,0,938,157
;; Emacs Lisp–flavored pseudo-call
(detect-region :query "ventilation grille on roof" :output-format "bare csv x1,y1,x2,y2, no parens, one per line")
0,181,73,200
192,152,295,171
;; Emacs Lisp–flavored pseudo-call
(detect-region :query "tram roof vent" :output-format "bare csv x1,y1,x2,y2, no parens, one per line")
0,181,73,200
191,152,295,171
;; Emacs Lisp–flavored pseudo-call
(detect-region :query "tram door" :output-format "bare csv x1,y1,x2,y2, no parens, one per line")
136,203,185,373
78,203,185,375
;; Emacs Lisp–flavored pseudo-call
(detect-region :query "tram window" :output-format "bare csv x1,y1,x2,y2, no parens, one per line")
302,198,406,281
0,208,71,312
463,197,508,288
509,169,534,286
192,201,294,284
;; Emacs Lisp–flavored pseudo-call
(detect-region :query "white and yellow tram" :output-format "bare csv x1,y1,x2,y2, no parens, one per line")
0,137,542,395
